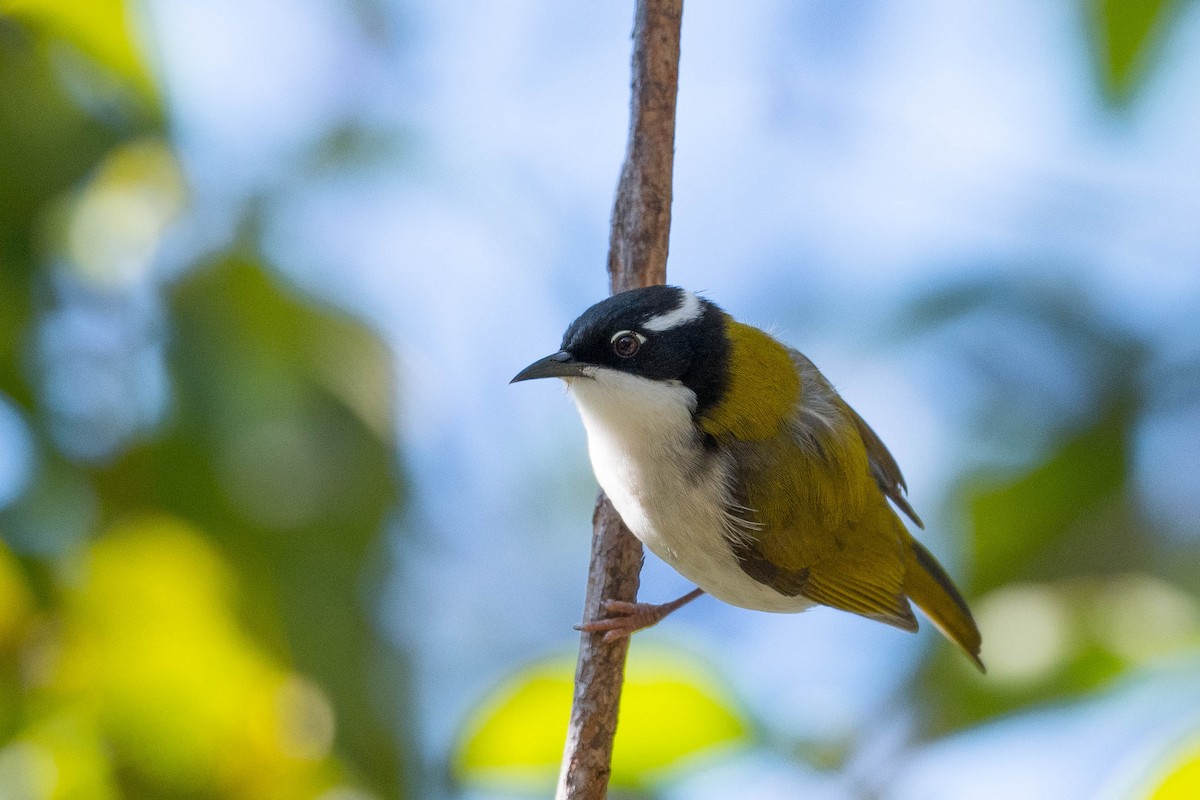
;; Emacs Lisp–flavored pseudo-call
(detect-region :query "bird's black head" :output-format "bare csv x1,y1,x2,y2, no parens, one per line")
511,286,730,416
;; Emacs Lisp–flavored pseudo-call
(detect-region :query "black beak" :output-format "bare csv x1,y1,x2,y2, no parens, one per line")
511,350,590,383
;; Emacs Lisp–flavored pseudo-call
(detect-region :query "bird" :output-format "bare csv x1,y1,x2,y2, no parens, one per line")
512,285,984,671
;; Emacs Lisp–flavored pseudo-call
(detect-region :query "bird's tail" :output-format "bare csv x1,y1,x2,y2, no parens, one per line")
903,535,985,672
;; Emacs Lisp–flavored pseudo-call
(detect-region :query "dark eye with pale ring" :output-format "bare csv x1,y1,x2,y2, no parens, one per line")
612,332,641,358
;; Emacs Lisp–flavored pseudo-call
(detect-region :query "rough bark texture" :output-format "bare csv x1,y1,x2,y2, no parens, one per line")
607,0,681,293
555,1,683,799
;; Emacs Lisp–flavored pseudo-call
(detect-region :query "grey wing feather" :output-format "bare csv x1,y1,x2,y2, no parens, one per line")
841,402,925,529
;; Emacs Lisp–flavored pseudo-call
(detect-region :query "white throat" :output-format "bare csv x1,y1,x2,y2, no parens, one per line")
566,367,702,546
566,368,698,449
563,368,812,613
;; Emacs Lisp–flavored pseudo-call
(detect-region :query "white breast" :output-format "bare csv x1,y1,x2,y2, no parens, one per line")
566,369,813,613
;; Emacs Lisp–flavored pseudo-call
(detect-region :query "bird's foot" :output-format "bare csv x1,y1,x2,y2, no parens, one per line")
574,588,704,642
576,599,669,642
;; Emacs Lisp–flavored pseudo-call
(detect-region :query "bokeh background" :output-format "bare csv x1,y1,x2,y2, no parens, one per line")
2,0,1199,798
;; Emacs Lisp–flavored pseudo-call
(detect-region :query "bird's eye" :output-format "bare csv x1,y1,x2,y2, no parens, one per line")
611,331,643,358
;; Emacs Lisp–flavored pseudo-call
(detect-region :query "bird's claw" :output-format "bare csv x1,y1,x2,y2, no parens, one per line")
574,599,670,642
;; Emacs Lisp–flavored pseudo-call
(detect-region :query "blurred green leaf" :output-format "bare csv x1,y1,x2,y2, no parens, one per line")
0,0,158,106
0,4,408,795
74,256,408,797
59,516,348,797
1084,0,1185,105
918,576,1170,733
46,137,186,289
0,709,119,799
0,23,130,409
455,645,750,793
966,400,1132,595
1146,735,1200,799
0,539,34,742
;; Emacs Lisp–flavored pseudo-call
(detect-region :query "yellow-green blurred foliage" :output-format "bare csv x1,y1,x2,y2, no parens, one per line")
903,281,1200,736
0,0,157,104
0,5,407,797
1145,737,1200,799
1,519,349,797
455,646,749,794
1086,0,1185,104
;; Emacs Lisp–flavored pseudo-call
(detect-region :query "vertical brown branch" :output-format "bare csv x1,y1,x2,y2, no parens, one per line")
608,0,682,292
556,1,683,799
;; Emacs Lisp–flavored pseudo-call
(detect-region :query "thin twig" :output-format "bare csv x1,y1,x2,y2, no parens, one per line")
555,1,683,799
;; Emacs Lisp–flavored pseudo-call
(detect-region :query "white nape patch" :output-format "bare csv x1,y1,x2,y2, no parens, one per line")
642,290,703,332
563,367,814,614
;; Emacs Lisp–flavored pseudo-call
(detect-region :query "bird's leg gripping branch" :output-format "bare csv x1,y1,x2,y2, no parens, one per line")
576,587,705,642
